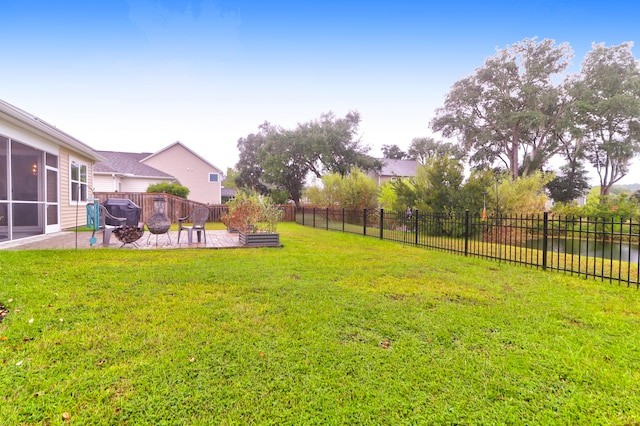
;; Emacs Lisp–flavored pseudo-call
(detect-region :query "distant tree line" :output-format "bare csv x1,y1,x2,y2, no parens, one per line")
231,37,640,216
431,38,640,197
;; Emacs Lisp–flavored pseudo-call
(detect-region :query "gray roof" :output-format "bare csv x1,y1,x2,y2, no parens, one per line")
94,151,174,178
221,187,237,198
379,159,418,177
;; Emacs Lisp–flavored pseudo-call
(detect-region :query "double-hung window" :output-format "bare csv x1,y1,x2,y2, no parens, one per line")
70,159,88,202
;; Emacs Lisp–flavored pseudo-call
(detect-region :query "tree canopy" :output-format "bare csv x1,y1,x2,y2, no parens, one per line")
235,111,380,206
545,161,590,204
381,144,408,159
574,42,640,195
431,38,574,180
407,137,465,164
235,126,270,194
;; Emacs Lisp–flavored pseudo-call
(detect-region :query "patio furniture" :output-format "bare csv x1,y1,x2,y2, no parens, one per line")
92,204,127,246
177,206,210,244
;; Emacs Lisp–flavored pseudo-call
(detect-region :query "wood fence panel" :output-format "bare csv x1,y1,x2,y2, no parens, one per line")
94,192,295,223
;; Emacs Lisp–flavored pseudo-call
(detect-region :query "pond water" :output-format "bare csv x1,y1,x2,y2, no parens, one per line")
525,238,640,263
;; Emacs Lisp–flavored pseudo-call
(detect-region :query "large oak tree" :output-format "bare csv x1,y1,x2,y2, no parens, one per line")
431,38,574,180
575,42,640,195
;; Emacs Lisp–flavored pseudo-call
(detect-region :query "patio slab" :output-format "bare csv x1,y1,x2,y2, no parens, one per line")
0,230,245,250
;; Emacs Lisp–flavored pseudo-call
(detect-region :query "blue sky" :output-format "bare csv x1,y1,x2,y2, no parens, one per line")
1,0,639,184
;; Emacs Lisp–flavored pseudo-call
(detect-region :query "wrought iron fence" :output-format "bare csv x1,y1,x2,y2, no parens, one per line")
296,207,640,288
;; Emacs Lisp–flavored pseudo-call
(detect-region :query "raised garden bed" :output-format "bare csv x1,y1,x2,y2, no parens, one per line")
239,232,280,247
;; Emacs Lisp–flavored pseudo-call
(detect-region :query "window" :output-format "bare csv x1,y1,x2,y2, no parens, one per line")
208,173,219,183
70,159,88,202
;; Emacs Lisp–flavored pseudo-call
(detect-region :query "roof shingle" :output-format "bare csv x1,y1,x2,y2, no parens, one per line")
94,151,174,178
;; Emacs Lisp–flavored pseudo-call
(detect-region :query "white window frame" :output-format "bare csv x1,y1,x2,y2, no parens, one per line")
208,173,219,183
70,158,89,204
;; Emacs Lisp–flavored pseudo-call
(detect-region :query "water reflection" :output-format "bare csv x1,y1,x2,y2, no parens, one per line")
525,238,640,263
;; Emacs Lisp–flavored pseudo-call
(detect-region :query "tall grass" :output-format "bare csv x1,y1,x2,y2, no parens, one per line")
1,223,639,424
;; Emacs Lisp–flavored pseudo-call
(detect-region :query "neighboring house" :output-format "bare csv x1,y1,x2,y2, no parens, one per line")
0,98,104,242
221,187,237,203
94,151,176,193
370,158,419,185
94,141,224,204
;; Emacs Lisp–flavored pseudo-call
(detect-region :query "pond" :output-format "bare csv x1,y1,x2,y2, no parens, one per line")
525,238,640,263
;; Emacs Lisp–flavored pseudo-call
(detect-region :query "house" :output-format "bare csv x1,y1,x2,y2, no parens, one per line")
221,187,237,203
94,142,224,204
369,158,419,185
0,98,104,242
93,151,176,193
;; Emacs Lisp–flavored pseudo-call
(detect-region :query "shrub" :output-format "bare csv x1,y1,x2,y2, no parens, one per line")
146,182,189,198
222,190,283,233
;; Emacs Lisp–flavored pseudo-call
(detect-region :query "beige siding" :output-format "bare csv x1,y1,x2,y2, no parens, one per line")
143,144,222,204
93,174,116,192
60,148,96,230
1,100,103,236
95,174,171,194
120,177,169,193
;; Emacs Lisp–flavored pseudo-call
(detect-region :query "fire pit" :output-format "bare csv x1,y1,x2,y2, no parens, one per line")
146,195,172,246
113,225,144,247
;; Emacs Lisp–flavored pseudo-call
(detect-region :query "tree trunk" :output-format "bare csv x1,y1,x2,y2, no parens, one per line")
510,124,520,180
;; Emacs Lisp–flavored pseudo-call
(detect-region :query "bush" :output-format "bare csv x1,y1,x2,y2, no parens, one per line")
303,168,378,210
147,182,190,198
222,190,283,233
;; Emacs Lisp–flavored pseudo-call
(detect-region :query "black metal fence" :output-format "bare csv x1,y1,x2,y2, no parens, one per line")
296,207,640,288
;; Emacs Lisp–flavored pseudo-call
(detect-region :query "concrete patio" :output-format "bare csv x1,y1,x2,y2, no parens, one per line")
0,229,245,250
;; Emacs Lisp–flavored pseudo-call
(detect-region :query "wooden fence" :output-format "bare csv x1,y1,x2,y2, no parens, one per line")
94,192,295,223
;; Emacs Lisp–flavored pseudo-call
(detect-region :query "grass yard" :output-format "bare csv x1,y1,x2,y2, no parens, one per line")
1,223,639,425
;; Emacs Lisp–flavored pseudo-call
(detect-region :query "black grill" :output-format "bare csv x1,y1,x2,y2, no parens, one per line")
103,198,141,226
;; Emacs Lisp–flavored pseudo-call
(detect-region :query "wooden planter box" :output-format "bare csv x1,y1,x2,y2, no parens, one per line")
239,232,280,247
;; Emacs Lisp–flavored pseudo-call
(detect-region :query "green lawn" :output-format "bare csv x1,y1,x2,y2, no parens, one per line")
1,223,639,425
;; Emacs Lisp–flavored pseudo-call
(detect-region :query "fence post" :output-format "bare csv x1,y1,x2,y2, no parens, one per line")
542,211,549,270
380,208,384,240
342,208,345,232
363,208,367,236
415,209,419,245
326,207,329,230
301,207,304,226
464,209,470,256
313,208,316,228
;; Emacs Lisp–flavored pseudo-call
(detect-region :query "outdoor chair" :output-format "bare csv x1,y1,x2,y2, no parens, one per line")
177,206,210,244
97,204,127,246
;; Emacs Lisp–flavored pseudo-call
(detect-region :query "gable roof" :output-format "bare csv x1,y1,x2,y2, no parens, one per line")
379,158,418,177
142,141,223,173
0,98,104,161
94,151,174,178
